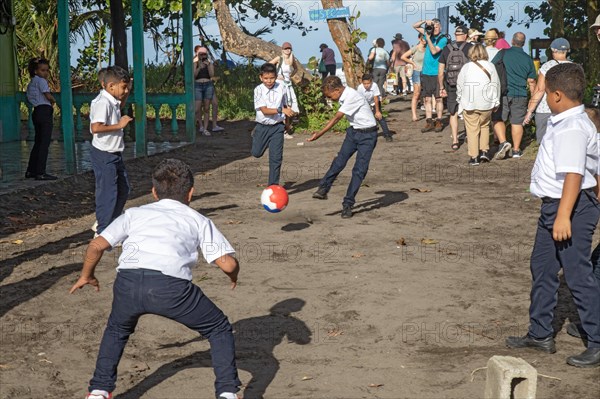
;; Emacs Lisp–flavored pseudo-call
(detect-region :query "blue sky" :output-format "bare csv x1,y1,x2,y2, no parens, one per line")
72,1,549,67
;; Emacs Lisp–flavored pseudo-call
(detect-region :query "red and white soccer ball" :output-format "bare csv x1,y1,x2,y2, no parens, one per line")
261,185,289,213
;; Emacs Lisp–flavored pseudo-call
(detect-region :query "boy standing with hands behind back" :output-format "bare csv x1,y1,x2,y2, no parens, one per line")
90,66,133,236
252,63,295,186
506,64,600,368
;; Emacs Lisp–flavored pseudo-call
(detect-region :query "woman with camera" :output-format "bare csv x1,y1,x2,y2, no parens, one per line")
193,46,215,136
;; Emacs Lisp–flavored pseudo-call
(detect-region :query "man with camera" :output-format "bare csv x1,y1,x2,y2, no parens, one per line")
413,18,448,133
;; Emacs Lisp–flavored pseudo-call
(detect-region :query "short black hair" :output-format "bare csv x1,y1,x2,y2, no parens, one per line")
361,73,373,81
322,75,343,92
98,67,107,86
28,58,49,78
152,159,194,203
104,65,131,84
545,63,585,103
260,63,277,75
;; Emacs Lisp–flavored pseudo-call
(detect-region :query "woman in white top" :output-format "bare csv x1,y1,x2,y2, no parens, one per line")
401,34,426,121
367,38,390,99
523,38,571,142
456,44,500,165
270,42,299,137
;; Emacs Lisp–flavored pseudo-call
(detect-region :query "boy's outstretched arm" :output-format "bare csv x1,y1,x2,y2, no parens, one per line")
307,111,345,142
69,236,112,294
214,254,240,290
554,173,582,242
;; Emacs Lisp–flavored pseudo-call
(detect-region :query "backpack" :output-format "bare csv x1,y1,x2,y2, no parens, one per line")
493,49,508,96
445,42,469,87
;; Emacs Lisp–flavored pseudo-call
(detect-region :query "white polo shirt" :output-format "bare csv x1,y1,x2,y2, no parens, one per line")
530,105,598,199
90,90,125,153
254,82,287,125
26,75,52,107
101,199,235,281
338,87,377,129
356,83,381,107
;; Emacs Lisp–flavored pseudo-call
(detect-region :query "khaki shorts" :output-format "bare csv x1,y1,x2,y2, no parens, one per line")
394,65,407,82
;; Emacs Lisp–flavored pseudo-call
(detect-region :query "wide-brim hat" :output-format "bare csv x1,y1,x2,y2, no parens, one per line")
469,29,484,39
591,14,600,29
393,33,403,40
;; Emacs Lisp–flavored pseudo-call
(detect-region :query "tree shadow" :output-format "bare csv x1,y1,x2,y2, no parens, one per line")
0,229,91,284
0,263,81,317
325,190,408,216
117,298,311,399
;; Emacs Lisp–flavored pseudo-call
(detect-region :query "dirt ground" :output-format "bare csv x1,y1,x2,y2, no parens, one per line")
1,96,599,399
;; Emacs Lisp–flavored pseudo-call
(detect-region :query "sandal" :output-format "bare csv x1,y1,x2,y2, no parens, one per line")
451,142,459,151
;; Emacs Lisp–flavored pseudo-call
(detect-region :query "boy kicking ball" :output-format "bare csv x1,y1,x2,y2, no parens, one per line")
308,76,378,218
70,159,241,398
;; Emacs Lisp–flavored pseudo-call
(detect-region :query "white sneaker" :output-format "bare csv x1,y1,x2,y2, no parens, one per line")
212,125,225,132
86,390,112,399
284,133,294,139
218,393,238,399
202,129,212,136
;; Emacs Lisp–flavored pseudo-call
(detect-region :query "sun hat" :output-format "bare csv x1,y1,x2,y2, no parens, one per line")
484,30,498,40
591,14,600,29
393,33,403,40
468,29,484,39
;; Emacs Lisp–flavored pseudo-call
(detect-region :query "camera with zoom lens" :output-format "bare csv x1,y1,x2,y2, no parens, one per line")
424,23,434,34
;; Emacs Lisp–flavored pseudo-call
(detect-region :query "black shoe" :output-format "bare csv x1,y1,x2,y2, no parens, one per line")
566,347,600,368
468,157,480,166
341,205,353,218
35,173,58,181
479,151,490,163
385,136,393,142
312,187,328,200
566,322,586,339
25,171,35,179
505,334,556,354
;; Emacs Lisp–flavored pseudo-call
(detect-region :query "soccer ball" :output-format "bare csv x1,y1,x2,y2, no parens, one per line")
261,185,289,213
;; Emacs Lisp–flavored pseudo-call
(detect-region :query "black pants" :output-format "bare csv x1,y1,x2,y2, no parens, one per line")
321,64,337,79
27,105,54,176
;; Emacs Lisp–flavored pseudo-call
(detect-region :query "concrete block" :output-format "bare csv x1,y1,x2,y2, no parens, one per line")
484,356,537,399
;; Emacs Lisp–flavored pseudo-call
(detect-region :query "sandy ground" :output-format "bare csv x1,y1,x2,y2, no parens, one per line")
1,96,599,398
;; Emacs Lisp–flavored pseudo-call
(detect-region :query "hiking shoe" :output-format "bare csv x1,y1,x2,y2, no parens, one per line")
384,135,393,142
434,119,443,132
312,187,328,200
212,125,225,132
512,149,523,158
421,119,434,133
468,157,480,166
219,393,239,399
86,390,112,399
341,205,353,218
479,150,490,163
493,141,512,160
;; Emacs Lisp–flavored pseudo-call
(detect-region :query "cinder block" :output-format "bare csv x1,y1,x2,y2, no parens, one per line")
484,356,537,399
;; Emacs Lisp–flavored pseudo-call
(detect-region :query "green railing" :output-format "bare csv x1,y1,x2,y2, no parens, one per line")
17,92,189,142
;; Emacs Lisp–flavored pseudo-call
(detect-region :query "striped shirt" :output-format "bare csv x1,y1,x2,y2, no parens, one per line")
26,75,52,107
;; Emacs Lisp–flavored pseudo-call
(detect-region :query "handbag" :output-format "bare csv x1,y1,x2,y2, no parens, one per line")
318,59,327,73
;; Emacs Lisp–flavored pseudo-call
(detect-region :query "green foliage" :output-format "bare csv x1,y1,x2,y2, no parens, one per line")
73,25,110,92
450,0,496,31
213,63,258,120
295,76,349,133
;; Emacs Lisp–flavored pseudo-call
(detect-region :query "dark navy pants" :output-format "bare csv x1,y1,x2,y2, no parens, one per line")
318,127,378,207
251,122,284,186
528,190,600,347
370,106,391,137
90,146,130,233
89,269,240,396
26,104,53,176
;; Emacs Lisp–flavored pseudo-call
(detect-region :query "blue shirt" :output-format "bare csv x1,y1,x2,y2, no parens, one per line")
422,34,448,76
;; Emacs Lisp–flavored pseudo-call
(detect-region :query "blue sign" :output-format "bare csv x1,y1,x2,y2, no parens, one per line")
309,7,351,22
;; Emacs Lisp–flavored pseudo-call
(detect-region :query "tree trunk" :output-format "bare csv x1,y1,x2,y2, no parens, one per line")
110,0,128,69
588,0,599,85
548,0,564,38
213,0,312,86
321,0,364,88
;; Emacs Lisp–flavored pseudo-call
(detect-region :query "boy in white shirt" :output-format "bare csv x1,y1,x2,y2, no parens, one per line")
309,76,378,218
505,64,600,368
252,63,295,186
357,73,393,142
89,66,133,236
71,159,241,399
